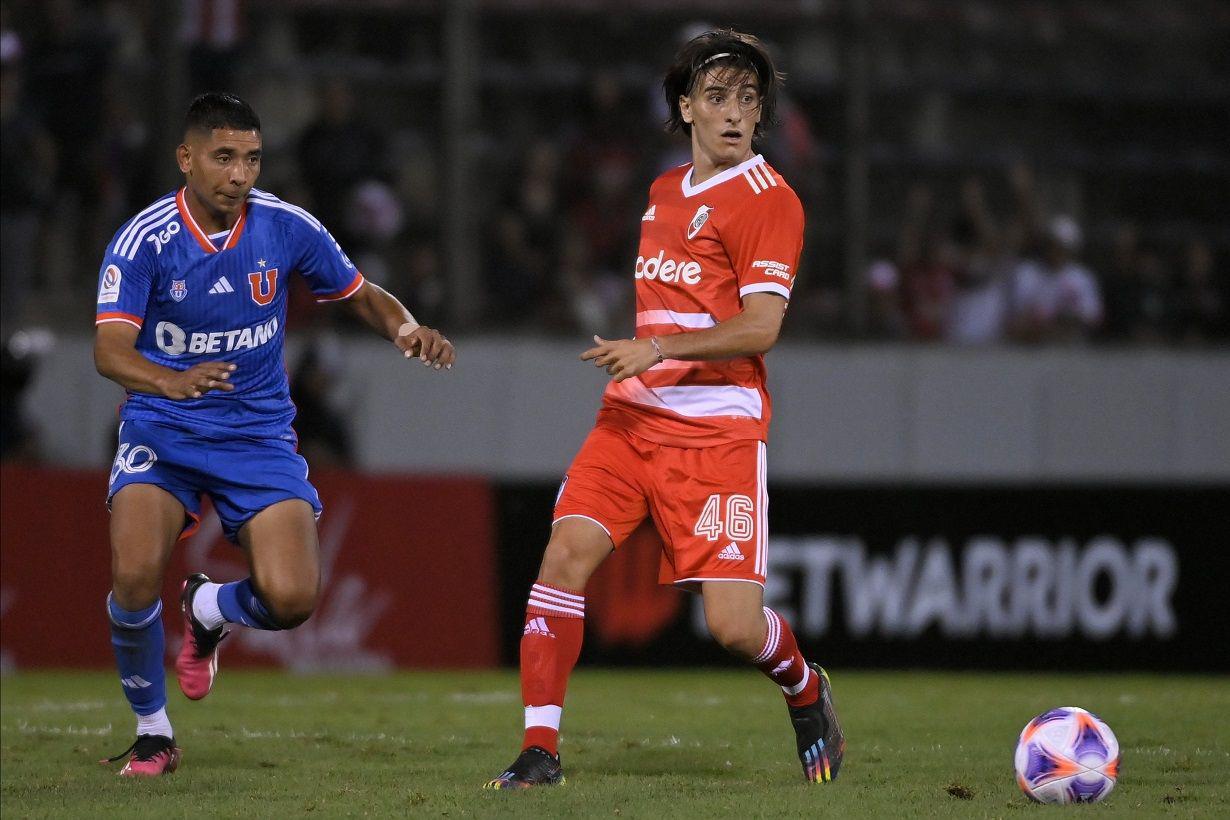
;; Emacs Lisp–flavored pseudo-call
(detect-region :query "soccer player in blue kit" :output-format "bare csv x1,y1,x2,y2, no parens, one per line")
94,93,455,776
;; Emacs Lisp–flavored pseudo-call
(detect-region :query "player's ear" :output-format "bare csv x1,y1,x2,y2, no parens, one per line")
176,143,192,175
679,95,693,125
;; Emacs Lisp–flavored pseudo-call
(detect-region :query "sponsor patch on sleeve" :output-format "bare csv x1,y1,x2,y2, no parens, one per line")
751,260,793,281
98,264,122,304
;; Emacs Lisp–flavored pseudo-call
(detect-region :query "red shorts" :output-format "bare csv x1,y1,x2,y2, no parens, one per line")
553,424,768,589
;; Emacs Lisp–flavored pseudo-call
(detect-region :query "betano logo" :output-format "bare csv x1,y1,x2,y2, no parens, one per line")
154,316,280,356
635,250,702,285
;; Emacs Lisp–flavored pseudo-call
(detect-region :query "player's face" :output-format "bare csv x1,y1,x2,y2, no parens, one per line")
680,67,762,171
177,128,262,224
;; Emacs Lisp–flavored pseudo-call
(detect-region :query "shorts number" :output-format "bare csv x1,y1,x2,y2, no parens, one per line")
110,442,158,484
693,494,755,542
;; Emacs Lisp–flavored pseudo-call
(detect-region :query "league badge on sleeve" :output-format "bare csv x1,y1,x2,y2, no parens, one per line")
170,280,188,302
98,264,122,303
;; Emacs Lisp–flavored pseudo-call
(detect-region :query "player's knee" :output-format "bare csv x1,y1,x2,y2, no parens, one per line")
110,556,164,610
706,610,762,659
258,582,318,629
538,541,592,589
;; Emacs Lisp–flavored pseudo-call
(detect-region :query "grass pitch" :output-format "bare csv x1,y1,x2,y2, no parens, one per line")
2,669,1227,817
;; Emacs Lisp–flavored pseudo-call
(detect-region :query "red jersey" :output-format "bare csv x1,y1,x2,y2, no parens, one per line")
597,154,804,447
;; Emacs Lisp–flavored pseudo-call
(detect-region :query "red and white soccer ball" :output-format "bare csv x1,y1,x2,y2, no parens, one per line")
1014,706,1121,804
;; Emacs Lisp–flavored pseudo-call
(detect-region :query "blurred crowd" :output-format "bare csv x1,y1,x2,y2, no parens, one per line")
1,0,1226,356
858,169,1226,346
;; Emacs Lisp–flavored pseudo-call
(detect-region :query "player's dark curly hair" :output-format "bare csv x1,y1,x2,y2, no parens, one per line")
663,29,783,140
184,92,261,136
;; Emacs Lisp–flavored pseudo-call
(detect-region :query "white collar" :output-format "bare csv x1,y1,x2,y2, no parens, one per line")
682,154,765,198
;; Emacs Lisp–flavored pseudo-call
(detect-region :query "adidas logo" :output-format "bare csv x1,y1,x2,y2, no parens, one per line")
120,675,153,689
208,276,235,295
717,542,745,561
642,205,656,222
523,616,555,638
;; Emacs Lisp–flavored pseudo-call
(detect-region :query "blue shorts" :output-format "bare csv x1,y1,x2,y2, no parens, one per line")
107,419,322,543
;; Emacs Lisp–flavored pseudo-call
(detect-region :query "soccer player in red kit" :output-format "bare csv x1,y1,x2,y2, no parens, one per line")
485,30,844,789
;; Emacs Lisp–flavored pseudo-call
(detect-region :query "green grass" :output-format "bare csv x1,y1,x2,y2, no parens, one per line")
2,670,1227,817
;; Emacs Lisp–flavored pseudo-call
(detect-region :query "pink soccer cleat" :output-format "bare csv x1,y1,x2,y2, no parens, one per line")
175,573,228,700
102,735,182,777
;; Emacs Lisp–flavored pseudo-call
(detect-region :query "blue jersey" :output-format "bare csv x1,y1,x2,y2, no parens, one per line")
95,187,365,441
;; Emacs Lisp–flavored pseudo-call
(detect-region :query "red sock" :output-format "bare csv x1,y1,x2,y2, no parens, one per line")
520,582,585,756
752,607,819,707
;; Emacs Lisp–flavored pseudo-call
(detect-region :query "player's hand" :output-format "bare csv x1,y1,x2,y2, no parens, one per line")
396,322,455,370
581,335,658,382
160,362,236,399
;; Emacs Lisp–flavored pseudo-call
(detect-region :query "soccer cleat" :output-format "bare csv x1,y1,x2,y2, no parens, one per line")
483,746,565,790
101,734,182,777
175,573,228,700
788,663,845,783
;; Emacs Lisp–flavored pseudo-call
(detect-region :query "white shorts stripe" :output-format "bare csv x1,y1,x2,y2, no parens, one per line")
552,514,613,541
673,577,765,589
635,310,716,329
752,440,762,575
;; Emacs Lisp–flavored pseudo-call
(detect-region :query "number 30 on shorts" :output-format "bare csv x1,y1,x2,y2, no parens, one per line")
110,442,159,485
693,494,755,542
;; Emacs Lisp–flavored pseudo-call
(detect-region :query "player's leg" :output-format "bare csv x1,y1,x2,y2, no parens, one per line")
660,439,844,782
486,427,649,790
486,517,612,790
237,498,321,627
702,579,843,782
189,498,320,633
105,483,186,776
176,439,323,699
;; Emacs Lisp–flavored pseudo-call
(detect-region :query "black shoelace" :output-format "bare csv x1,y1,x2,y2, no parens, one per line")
102,734,171,763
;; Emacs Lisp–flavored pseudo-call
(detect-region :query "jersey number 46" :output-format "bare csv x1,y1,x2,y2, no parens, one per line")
693,494,755,542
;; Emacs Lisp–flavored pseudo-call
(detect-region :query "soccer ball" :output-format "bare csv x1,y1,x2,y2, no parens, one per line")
1014,706,1120,804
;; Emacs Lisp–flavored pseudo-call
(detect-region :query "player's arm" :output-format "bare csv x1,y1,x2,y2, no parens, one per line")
343,280,455,369
94,323,235,399
583,293,786,382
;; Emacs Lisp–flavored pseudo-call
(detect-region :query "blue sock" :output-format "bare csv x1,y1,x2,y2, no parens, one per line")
216,579,282,630
107,594,167,717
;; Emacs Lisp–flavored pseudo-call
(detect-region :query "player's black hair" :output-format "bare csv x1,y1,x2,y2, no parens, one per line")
183,92,261,136
663,29,783,140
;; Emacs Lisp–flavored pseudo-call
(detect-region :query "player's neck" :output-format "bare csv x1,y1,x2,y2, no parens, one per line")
689,144,755,186
183,186,241,234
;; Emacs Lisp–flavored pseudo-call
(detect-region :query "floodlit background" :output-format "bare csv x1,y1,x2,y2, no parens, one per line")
1,1,1228,675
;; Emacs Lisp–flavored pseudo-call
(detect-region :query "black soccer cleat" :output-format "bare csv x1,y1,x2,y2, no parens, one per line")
483,746,565,790
788,663,845,783
176,572,228,700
